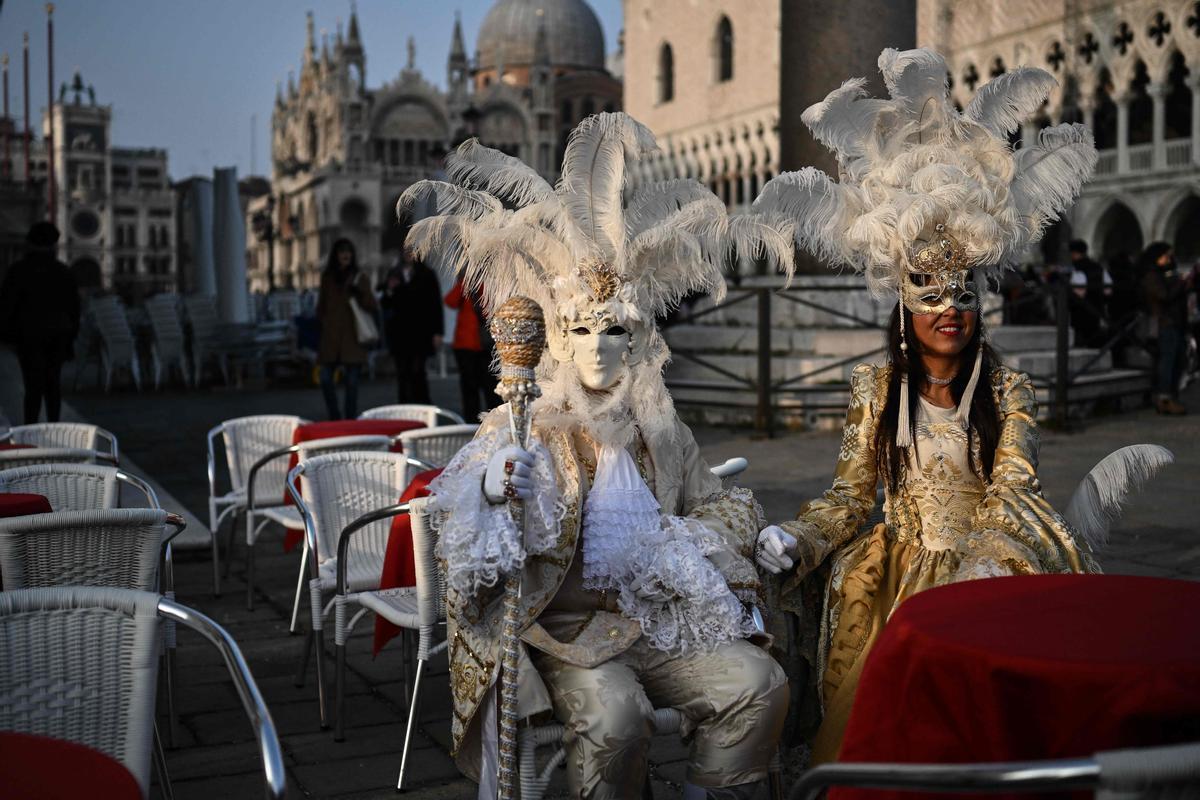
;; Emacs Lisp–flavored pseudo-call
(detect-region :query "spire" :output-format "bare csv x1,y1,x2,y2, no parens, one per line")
288,70,297,99
347,2,361,48
275,80,284,107
321,30,331,66
406,36,416,71
449,11,466,60
336,19,344,49
305,10,316,62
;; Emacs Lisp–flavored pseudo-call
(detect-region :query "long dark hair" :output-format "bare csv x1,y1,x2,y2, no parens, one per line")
324,238,358,276
873,304,1001,491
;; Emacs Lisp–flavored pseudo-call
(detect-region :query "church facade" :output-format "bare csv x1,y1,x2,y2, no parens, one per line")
245,0,621,293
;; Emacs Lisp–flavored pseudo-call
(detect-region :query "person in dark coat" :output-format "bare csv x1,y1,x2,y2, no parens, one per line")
379,252,442,404
1068,239,1109,347
0,222,80,424
1139,242,1193,415
316,238,377,419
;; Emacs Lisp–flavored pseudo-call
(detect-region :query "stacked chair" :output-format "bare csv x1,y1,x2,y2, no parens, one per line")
84,295,143,392
183,294,227,386
145,293,190,389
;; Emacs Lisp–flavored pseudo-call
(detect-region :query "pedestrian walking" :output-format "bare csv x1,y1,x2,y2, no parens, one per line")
380,253,442,404
444,277,499,421
0,222,80,424
1139,242,1193,414
316,238,377,419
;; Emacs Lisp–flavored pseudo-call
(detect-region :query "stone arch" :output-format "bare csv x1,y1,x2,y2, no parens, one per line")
1128,59,1154,144
714,14,734,83
658,42,675,104
1163,194,1200,261
1093,67,1119,149
1091,200,1145,262
339,197,370,228
1165,49,1193,139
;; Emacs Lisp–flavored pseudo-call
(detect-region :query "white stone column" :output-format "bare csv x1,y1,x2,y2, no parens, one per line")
1115,92,1131,173
1149,82,1167,170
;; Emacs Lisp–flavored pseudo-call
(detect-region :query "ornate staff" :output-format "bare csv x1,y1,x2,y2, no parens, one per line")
489,296,545,800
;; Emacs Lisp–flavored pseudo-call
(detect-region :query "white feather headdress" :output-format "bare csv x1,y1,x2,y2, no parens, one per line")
754,47,1098,297
399,112,790,443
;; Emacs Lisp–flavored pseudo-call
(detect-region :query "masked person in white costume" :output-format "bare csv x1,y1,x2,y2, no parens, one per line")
398,113,792,799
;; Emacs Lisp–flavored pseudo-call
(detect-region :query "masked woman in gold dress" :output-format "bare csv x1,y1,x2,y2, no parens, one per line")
749,48,1106,762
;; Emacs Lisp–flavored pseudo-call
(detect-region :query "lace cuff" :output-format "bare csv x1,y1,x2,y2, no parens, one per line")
429,428,562,596
617,515,758,654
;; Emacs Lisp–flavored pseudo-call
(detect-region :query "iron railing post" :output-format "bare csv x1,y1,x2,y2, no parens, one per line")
756,286,774,437
1055,280,1070,427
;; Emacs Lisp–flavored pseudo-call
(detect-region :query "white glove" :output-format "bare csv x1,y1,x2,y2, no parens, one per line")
755,525,797,574
483,445,535,504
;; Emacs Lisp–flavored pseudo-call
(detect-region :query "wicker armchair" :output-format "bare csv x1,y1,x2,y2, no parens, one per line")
4,422,119,463
287,450,411,729
241,433,391,614
206,414,308,595
357,404,465,426
396,423,479,469
0,587,285,799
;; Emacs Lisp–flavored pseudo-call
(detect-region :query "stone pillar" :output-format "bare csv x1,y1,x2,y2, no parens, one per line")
1115,92,1130,173
1149,81,1167,170
1189,75,1200,166
1080,98,1096,135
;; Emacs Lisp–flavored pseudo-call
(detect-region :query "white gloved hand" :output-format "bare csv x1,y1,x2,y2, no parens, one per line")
755,525,797,574
483,445,535,504
629,573,674,604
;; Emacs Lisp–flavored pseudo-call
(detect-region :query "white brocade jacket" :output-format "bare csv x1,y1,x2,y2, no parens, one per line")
441,408,766,782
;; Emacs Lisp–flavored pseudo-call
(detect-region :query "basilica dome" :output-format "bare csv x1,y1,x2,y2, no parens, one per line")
475,0,606,72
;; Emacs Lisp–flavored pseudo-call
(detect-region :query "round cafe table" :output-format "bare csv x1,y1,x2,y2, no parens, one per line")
833,574,1200,800
0,732,141,799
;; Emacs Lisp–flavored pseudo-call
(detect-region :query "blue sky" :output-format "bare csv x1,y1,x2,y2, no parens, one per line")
0,1,622,180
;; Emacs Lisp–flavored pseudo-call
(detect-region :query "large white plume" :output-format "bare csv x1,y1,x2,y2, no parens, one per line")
754,48,1098,298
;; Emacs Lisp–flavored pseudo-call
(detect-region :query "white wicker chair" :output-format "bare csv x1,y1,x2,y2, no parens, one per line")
287,451,411,729
0,462,154,511
207,414,308,596
0,447,103,469
358,404,466,426
396,424,479,469
89,297,142,392
6,422,119,463
184,294,227,386
242,433,392,614
0,586,286,799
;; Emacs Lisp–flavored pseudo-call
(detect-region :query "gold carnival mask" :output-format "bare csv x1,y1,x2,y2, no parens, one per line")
902,224,980,315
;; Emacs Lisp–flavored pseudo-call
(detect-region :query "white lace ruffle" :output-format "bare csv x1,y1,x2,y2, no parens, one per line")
428,428,562,596
581,444,661,589
617,515,759,654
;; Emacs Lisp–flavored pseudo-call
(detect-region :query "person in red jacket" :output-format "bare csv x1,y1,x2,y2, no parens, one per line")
444,278,499,421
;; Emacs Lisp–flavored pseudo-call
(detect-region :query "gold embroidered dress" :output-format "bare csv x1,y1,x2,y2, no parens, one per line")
779,362,1099,762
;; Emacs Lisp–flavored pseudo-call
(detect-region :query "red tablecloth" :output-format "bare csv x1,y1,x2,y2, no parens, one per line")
833,574,1200,800
0,443,34,451
372,467,443,656
0,732,141,799
0,492,52,517
280,419,426,551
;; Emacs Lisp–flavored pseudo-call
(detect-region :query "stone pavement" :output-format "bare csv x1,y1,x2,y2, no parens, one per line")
2,349,1197,799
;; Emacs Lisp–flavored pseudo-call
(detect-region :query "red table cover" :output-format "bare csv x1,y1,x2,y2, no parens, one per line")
0,732,141,799
833,574,1200,800
372,467,443,656
0,492,52,518
281,419,425,551
0,443,34,451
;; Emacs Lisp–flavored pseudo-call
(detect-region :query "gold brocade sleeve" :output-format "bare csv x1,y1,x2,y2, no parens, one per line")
968,368,1099,574
780,363,883,585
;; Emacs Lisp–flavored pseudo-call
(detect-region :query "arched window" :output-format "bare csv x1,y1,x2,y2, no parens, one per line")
658,43,674,103
716,16,733,82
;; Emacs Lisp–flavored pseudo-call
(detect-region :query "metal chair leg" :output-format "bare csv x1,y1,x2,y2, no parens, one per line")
334,595,347,742
152,722,175,800
208,499,221,597
289,545,309,634
246,539,256,611
396,657,426,791
295,628,313,688
222,508,239,580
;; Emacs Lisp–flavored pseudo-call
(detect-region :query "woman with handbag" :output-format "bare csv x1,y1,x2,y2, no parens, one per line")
316,238,377,419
